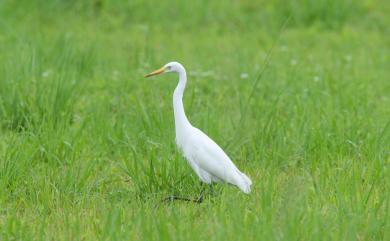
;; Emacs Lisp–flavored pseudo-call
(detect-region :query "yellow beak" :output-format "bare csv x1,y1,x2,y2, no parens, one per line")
145,66,166,78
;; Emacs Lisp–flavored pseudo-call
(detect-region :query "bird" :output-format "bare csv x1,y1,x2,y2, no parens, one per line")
145,61,252,200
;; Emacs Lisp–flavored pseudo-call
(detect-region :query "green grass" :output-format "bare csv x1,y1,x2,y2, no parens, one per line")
0,0,389,240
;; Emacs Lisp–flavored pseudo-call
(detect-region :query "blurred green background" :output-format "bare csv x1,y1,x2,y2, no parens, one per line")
0,0,389,240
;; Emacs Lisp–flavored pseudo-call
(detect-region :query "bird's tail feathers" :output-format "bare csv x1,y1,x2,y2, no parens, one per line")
236,171,252,194
240,172,252,186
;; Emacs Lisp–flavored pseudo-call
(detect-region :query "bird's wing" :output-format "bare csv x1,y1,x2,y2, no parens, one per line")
187,127,244,184
185,155,213,184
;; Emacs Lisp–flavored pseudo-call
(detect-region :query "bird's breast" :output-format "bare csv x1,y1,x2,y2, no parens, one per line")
175,131,196,153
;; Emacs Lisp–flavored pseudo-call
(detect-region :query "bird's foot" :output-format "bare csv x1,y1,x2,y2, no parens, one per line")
195,194,203,203
162,195,203,204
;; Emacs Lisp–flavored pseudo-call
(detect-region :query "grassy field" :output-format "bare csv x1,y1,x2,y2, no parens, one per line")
0,0,389,240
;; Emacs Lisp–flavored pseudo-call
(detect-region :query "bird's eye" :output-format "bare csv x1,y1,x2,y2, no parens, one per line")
166,66,171,70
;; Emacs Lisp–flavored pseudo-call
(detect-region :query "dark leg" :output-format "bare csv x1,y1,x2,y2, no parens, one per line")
162,195,203,203
154,195,195,209
160,183,207,204
195,184,206,203
210,184,215,196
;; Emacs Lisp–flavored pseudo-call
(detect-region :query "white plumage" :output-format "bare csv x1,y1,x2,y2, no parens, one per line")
145,61,252,193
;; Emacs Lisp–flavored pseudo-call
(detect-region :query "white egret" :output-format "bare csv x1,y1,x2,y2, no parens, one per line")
145,62,252,200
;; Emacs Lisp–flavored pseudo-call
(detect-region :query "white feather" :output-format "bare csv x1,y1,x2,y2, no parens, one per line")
146,61,252,193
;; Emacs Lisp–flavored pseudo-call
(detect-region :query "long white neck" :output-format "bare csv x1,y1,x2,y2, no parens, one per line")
173,68,191,135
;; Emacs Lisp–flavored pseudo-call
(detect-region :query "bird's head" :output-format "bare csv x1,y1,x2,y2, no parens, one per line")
145,61,184,78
